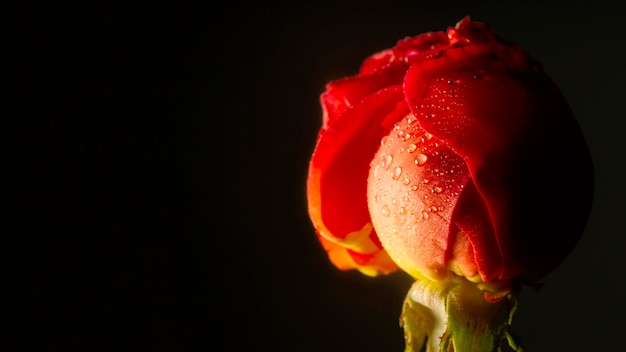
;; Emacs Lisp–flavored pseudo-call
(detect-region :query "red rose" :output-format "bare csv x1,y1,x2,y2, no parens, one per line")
306,16,593,300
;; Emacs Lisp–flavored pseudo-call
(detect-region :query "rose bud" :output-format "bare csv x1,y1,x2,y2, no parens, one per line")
307,16,593,351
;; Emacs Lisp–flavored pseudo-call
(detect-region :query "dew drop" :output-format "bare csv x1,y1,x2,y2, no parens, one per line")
411,185,418,191
421,211,430,220
382,154,393,169
422,179,430,184
381,136,389,146
399,206,406,215
429,206,438,213
415,154,428,166
392,167,402,180
381,205,390,217
374,194,380,203
432,186,443,194
407,144,417,153
391,198,397,205
402,177,410,185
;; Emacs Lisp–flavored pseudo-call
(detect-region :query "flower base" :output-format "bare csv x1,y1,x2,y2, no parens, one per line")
401,279,523,352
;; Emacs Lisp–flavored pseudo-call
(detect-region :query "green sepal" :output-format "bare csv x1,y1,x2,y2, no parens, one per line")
401,279,524,352
401,292,433,352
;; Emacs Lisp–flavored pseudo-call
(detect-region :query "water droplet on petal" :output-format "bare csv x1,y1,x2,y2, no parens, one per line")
402,177,410,185
399,206,406,215
432,186,443,194
374,194,380,203
415,154,428,166
381,205,390,217
391,198,397,205
421,211,430,220
392,167,402,180
408,144,417,153
382,154,393,169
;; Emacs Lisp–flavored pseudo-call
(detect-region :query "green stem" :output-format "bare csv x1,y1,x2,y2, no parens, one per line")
401,279,523,352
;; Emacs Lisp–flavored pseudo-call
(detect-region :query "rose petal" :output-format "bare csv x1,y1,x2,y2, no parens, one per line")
316,232,396,277
360,31,449,76
366,114,472,282
321,64,407,128
308,86,408,274
451,180,503,282
404,36,593,281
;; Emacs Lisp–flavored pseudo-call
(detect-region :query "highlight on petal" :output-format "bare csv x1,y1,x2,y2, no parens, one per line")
366,113,472,282
307,86,409,275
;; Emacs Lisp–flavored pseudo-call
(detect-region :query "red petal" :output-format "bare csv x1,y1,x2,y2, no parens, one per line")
392,31,449,61
359,49,395,76
360,31,449,76
308,86,407,274
451,180,503,282
321,64,407,128
404,38,593,281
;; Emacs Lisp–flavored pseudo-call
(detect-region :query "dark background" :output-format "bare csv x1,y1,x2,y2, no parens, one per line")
7,1,626,351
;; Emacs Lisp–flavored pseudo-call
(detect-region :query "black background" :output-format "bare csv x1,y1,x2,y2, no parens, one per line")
7,1,626,351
